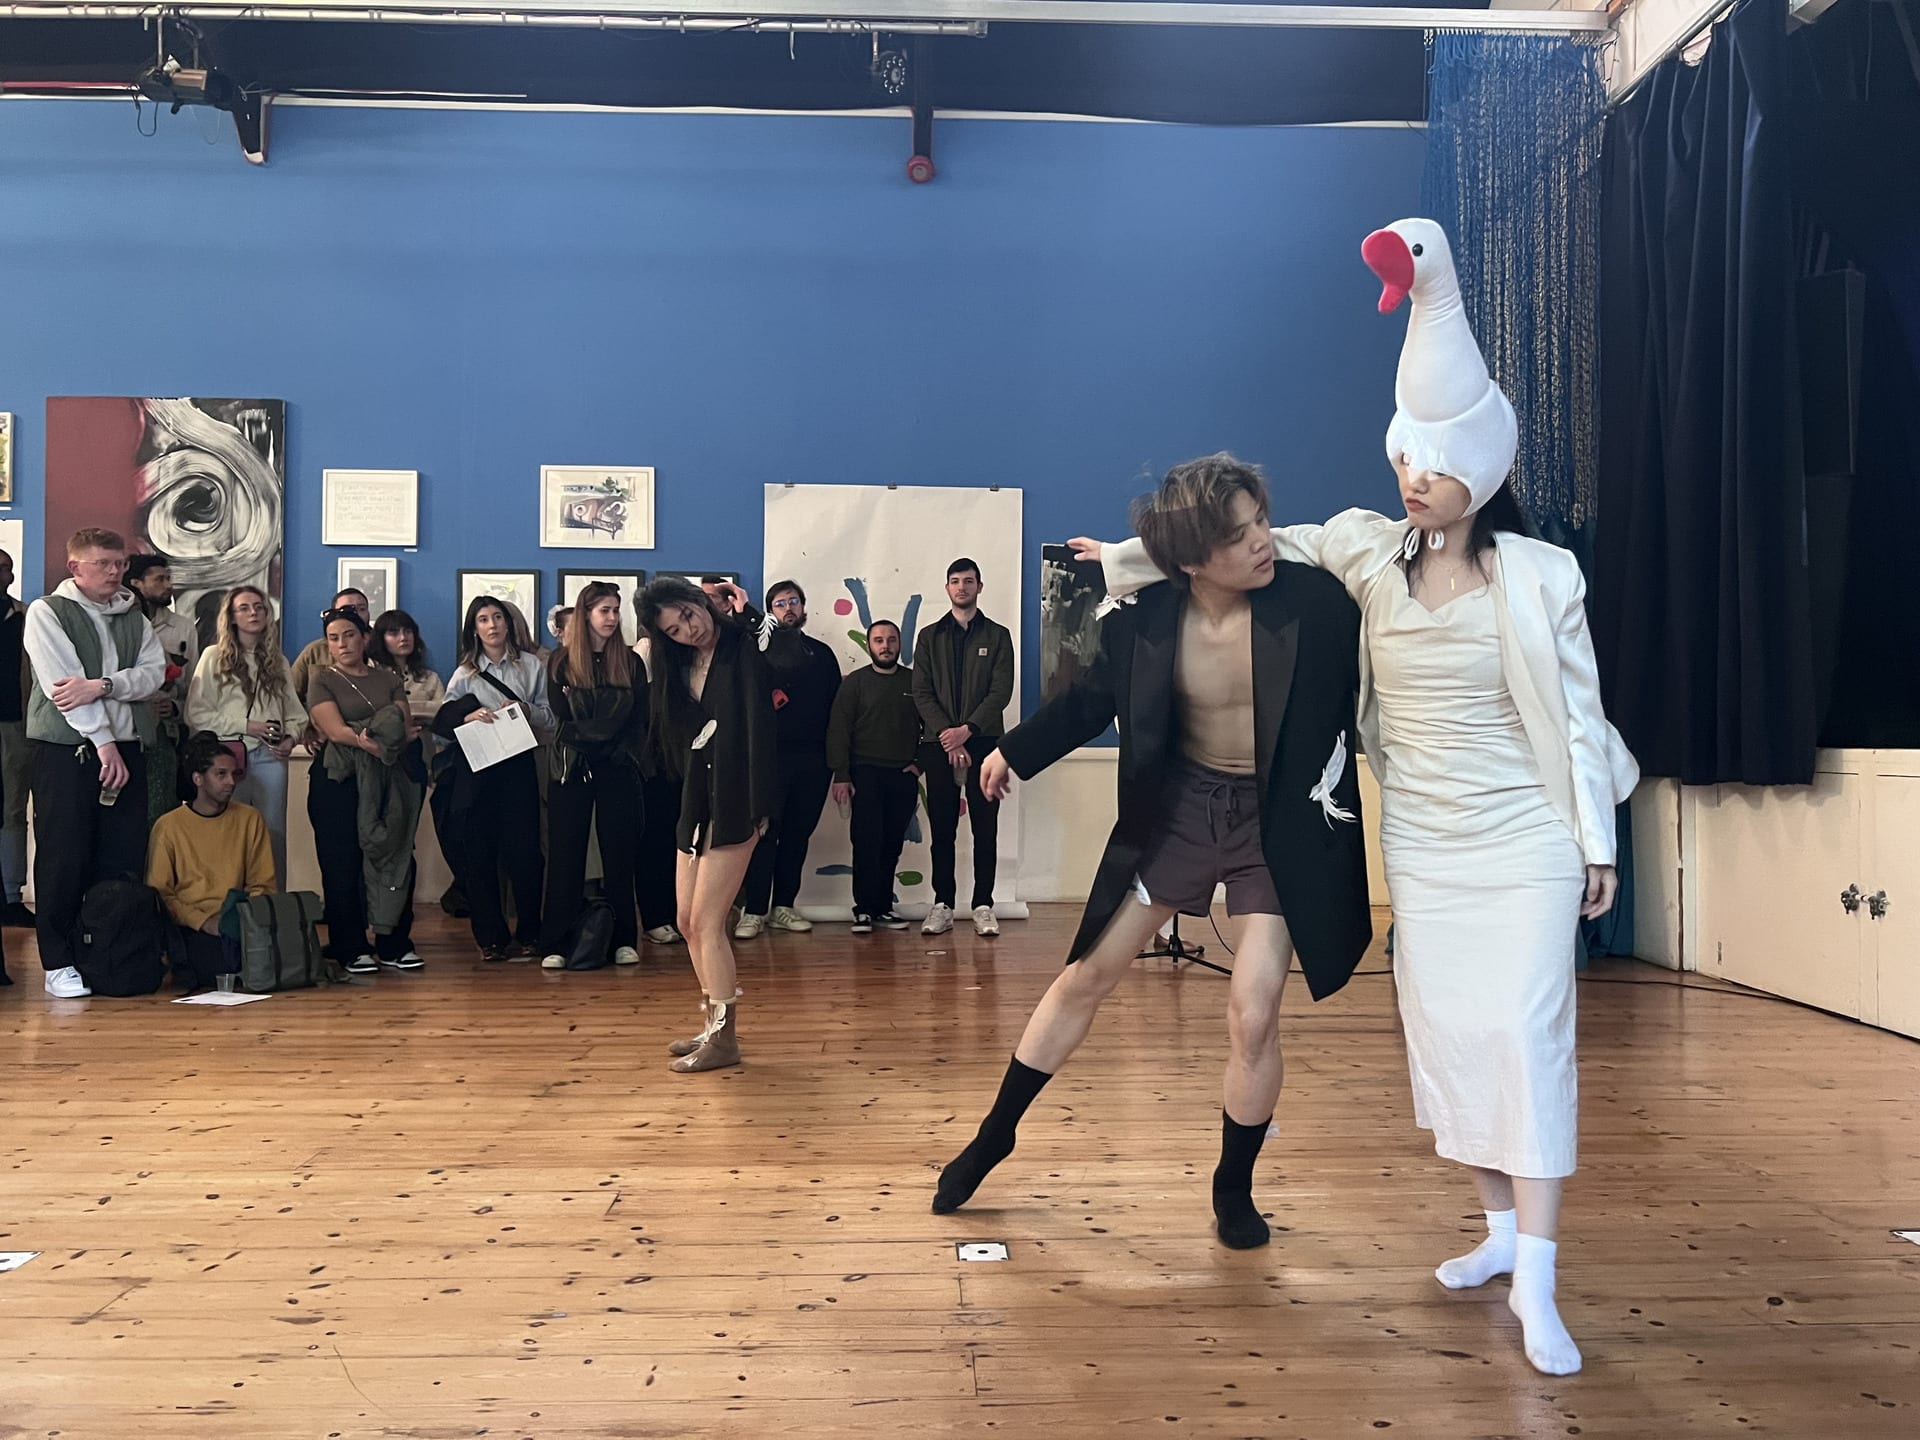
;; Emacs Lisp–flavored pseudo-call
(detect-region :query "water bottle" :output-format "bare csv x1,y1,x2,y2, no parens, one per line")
98,783,122,807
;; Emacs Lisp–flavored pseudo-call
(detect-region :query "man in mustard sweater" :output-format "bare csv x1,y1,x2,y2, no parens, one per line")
148,731,275,987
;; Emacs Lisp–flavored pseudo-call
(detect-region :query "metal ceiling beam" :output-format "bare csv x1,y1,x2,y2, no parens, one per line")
0,0,1613,35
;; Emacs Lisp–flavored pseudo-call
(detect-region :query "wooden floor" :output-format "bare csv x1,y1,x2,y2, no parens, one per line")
1,907,1917,1439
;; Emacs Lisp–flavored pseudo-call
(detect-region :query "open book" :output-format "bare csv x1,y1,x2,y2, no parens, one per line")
454,701,538,772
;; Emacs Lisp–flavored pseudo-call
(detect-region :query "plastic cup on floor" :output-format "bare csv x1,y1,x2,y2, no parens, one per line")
216,973,237,994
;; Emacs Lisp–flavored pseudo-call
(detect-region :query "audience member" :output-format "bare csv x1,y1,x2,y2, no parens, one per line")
540,582,647,970
912,557,1015,937
827,619,922,932
126,554,200,828
0,547,31,931
187,585,304,888
370,609,447,717
290,588,370,703
25,527,167,998
438,597,552,961
735,579,842,938
633,624,683,947
148,731,275,987
306,606,423,974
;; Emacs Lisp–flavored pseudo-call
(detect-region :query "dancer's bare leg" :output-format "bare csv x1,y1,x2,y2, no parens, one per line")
933,898,1176,1213
1213,912,1292,1248
668,837,758,1073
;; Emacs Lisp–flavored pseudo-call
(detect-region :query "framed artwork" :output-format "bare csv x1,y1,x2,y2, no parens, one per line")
323,469,419,547
337,556,398,620
45,397,286,652
456,569,541,642
540,466,655,550
559,569,647,647
0,412,13,504
655,569,741,589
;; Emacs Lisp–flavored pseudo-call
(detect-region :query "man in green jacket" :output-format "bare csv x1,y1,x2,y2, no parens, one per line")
911,557,1015,938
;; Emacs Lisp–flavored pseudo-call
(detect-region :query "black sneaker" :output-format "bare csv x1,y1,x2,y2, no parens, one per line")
850,913,875,934
874,912,911,930
1,902,35,929
480,945,511,963
345,954,379,975
381,951,425,971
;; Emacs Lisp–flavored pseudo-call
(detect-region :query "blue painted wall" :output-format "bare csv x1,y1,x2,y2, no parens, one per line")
0,100,1418,718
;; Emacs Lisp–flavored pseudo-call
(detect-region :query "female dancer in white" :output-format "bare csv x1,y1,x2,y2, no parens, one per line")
1086,219,1637,1376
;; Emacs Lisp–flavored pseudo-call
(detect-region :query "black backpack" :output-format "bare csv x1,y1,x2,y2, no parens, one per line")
73,880,167,997
564,899,615,971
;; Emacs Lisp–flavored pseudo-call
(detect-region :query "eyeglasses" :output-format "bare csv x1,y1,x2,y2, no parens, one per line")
771,597,804,610
321,608,366,627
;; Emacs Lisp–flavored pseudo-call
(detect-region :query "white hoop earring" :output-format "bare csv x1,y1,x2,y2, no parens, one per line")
1427,528,1446,552
1402,527,1421,562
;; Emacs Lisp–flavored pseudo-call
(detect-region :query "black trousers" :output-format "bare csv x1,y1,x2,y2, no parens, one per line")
850,763,919,918
165,923,239,989
461,752,544,950
738,755,832,916
637,770,682,932
919,734,1000,910
31,739,150,972
542,765,642,953
307,760,415,962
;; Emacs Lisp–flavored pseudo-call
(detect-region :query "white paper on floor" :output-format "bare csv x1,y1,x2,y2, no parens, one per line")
1894,1231,1920,1247
173,992,271,1007
0,1252,39,1274
957,1242,1010,1262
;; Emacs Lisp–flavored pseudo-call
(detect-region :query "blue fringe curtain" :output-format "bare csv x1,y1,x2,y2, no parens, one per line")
1423,32,1631,960
1423,32,1606,551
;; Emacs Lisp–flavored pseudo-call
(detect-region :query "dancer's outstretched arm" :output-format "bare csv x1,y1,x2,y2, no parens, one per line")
1074,508,1398,605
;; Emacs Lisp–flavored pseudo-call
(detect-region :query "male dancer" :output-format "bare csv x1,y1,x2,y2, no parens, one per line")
932,455,1372,1247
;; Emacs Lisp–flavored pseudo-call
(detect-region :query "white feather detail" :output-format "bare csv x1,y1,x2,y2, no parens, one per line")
1094,591,1138,620
690,719,718,751
1133,874,1153,906
1308,732,1357,827
757,611,779,652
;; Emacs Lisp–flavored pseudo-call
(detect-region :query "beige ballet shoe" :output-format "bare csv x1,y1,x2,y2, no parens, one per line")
669,999,741,1073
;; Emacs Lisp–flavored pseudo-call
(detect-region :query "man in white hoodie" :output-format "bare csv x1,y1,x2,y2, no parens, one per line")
24,527,166,998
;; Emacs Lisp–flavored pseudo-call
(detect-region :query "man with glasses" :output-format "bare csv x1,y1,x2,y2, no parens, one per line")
24,527,167,998
734,579,843,938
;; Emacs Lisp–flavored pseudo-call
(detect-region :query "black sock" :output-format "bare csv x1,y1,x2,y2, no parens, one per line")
1212,1110,1272,1249
932,1057,1052,1214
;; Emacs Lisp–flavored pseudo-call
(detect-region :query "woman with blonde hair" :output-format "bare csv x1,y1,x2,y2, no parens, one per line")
186,585,305,885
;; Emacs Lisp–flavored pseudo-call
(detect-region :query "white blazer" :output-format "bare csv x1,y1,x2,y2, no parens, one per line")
1102,508,1640,867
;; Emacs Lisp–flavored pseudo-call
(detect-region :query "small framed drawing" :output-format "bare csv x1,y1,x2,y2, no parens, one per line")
655,569,741,588
337,557,398,620
540,466,655,550
0,412,13,504
456,569,541,640
323,469,419,547
559,569,647,648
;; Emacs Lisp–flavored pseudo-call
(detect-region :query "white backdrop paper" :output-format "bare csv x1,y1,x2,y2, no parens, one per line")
764,484,1025,920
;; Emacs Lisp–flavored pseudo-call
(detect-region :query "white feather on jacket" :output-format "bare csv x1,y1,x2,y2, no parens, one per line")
1101,508,1640,868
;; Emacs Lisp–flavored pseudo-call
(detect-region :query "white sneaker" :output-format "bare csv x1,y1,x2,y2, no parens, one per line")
922,903,954,936
645,925,682,945
613,946,641,966
540,954,567,970
734,912,766,940
973,906,1000,937
44,966,90,999
769,906,813,933
345,954,378,975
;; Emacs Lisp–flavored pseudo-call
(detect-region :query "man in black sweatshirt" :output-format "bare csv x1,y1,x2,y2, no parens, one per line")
826,620,923,932
736,579,843,938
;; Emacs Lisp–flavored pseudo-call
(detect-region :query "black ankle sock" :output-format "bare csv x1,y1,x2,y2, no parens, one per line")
1212,1110,1272,1250
932,1057,1052,1214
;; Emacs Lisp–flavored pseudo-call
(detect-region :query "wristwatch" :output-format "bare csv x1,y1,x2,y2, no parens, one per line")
99,676,114,699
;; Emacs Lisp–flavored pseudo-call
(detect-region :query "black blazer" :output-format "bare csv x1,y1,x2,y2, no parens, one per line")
996,563,1372,1001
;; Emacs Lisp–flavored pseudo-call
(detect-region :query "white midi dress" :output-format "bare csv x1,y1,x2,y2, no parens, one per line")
1371,580,1583,1179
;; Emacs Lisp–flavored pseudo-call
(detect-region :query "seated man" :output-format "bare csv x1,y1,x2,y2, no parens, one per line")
148,731,276,986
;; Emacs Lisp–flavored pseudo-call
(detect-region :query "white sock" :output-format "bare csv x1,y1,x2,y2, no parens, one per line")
1435,1207,1516,1289
1508,1233,1582,1376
